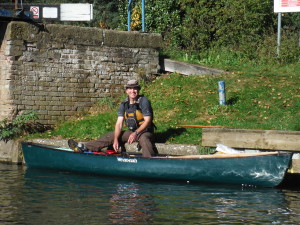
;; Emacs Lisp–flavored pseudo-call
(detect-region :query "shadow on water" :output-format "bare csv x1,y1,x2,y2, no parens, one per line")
278,173,300,190
1,164,300,224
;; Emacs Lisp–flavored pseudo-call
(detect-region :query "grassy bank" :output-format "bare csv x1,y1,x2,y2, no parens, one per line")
28,60,300,146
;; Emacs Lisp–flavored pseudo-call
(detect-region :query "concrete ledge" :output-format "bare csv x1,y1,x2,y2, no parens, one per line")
7,22,162,49
162,59,225,75
289,158,300,174
202,128,300,151
29,139,199,156
0,140,22,164
103,30,162,49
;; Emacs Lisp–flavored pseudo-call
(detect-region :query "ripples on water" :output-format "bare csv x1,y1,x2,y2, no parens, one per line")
0,163,299,225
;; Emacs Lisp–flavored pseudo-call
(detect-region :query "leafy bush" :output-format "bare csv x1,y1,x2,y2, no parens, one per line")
0,111,45,142
25,0,300,64
117,0,299,64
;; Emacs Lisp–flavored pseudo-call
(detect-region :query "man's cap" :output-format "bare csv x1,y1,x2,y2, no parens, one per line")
125,80,141,89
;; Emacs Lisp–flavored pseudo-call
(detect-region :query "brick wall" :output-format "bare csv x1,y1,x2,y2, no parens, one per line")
0,22,162,124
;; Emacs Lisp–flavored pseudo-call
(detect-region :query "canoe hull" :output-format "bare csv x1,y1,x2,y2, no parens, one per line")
21,142,292,187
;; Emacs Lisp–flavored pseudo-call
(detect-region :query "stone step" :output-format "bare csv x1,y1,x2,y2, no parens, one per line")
161,58,225,76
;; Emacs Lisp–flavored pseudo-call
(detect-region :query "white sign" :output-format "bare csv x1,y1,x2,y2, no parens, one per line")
43,7,58,19
60,4,93,21
30,6,39,19
274,0,300,12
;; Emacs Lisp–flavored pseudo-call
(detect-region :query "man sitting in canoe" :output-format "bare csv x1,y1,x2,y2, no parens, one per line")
68,79,158,157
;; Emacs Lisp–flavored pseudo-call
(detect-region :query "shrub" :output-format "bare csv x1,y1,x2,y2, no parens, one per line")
0,111,45,142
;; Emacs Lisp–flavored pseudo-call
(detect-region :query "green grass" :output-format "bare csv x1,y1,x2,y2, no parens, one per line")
27,54,300,146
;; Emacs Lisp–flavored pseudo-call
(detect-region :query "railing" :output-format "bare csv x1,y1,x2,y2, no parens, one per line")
127,0,145,32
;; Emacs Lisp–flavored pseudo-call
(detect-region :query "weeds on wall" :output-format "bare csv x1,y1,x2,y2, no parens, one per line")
0,111,46,142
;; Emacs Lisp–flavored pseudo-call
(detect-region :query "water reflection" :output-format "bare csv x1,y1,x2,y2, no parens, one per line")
0,164,25,224
281,189,300,224
108,183,154,224
0,164,299,224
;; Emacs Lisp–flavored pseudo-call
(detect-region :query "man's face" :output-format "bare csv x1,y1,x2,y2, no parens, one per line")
126,87,140,99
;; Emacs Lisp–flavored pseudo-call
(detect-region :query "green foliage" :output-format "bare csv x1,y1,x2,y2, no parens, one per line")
91,0,120,29
0,111,40,142
28,97,119,141
48,112,116,140
26,0,300,63
118,0,182,34
133,0,277,51
125,0,298,64
277,32,300,64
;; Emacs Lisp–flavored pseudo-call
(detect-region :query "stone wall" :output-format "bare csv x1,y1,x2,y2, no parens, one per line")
0,21,162,124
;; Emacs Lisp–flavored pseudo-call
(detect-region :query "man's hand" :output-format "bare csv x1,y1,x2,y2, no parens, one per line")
113,140,119,152
127,116,152,144
113,116,124,152
128,132,137,144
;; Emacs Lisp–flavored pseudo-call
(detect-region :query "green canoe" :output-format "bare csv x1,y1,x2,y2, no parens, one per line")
21,142,293,187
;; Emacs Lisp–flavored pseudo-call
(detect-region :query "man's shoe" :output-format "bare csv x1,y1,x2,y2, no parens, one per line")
68,139,83,153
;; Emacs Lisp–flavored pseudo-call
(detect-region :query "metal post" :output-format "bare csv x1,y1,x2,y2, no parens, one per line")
127,0,133,31
218,81,226,105
128,0,145,32
277,12,282,56
299,24,300,47
142,0,145,32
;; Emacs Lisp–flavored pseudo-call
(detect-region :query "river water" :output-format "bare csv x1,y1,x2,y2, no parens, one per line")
0,163,300,225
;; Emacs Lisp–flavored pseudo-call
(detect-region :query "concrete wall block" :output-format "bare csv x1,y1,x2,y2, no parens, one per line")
37,101,51,106
38,114,45,119
48,101,65,106
17,105,26,111
30,105,41,110
22,100,35,105
61,111,77,116
38,110,49,115
48,111,61,116
50,115,60,121
59,92,74,97
7,45,23,56
0,140,22,164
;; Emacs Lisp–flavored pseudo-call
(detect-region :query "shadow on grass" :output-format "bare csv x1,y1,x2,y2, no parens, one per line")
227,96,239,105
154,128,186,143
293,124,300,131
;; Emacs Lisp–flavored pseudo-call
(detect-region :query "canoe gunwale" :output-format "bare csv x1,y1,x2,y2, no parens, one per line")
23,142,292,161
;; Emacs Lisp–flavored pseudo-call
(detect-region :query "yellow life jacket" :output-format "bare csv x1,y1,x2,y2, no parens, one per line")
123,97,145,131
